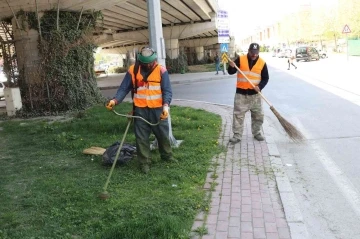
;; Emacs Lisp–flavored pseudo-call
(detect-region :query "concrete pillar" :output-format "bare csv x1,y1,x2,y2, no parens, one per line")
13,15,42,85
7,15,43,114
165,39,179,59
147,0,166,66
195,46,204,61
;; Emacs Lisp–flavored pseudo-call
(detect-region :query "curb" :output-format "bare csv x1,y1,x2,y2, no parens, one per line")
98,74,233,90
262,119,309,239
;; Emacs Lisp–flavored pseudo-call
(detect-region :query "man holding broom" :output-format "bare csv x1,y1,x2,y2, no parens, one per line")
227,43,269,143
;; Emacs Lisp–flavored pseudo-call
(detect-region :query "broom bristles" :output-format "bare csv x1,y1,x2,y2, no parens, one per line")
270,106,305,143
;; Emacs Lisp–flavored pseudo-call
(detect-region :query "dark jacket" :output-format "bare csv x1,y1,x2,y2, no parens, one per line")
215,55,220,64
227,54,269,95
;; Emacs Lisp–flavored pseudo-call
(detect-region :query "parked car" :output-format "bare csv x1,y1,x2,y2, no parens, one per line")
272,48,280,57
0,66,6,83
295,46,320,62
0,71,6,83
317,49,328,59
0,82,5,99
94,64,109,76
277,48,291,58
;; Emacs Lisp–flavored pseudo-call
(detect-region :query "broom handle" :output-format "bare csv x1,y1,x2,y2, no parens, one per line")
225,55,273,107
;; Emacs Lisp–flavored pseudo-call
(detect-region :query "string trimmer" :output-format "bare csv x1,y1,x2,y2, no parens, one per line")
98,109,160,200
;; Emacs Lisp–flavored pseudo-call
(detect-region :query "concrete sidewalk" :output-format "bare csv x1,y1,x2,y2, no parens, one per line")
99,72,307,238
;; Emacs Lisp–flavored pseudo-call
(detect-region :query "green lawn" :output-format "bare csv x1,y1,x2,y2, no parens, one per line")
0,103,223,239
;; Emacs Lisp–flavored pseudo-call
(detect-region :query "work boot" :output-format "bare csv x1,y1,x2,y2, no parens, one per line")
140,164,150,174
229,137,241,143
254,134,265,141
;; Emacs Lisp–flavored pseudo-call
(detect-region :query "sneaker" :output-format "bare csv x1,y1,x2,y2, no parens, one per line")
287,68,290,70
215,73,218,75
140,164,150,174
295,67,297,69
229,137,241,143
254,134,265,141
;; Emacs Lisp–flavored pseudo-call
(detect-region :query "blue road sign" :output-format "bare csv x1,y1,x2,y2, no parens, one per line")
220,43,228,53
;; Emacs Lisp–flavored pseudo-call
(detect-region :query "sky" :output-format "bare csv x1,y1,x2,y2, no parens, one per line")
217,0,337,42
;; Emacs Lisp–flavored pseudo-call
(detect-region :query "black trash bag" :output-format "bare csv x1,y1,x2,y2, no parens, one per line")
102,142,136,166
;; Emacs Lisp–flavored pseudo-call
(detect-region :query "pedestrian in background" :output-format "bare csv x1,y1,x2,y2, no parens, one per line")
215,52,225,75
106,46,176,174
287,49,297,70
227,43,269,143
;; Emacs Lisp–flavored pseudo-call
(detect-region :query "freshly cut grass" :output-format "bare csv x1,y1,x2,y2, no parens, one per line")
0,103,222,239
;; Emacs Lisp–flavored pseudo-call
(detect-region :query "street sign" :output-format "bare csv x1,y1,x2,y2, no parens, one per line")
220,43,228,53
342,24,351,61
218,29,230,43
342,24,351,34
216,10,229,29
217,10,230,43
221,53,228,63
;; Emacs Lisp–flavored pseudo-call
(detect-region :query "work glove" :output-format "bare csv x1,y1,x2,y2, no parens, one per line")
106,99,116,111
160,104,169,120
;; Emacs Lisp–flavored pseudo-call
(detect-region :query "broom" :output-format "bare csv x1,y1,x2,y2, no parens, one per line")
225,55,305,143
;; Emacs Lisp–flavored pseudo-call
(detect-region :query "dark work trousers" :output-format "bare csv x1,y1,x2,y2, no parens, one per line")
134,106,173,166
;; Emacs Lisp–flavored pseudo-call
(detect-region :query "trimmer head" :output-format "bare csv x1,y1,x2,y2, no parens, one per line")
98,191,110,200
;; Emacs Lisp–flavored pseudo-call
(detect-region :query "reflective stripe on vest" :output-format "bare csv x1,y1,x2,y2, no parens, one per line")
236,56,265,89
129,64,163,108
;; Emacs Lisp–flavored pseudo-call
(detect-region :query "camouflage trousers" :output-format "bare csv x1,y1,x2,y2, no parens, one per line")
232,93,264,138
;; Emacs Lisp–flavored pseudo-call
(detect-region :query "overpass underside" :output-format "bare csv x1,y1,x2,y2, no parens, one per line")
0,0,235,88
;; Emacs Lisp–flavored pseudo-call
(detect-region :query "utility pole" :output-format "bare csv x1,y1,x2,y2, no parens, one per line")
147,0,166,66
147,0,181,148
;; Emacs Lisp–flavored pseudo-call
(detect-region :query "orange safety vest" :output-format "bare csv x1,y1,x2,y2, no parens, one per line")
236,56,265,90
129,64,163,108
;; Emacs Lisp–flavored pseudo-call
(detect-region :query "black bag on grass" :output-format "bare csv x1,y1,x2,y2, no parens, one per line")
102,142,136,166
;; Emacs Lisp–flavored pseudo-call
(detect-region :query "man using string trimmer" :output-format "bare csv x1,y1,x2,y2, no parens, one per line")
106,46,176,174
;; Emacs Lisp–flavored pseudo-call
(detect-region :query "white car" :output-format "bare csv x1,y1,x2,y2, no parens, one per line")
0,71,7,83
0,82,5,99
317,49,328,59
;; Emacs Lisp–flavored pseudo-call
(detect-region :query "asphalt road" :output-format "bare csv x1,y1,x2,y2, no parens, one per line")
262,54,360,239
103,53,360,238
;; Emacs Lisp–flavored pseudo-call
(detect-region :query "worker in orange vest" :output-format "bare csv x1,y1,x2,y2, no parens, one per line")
106,47,176,173
227,43,270,143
